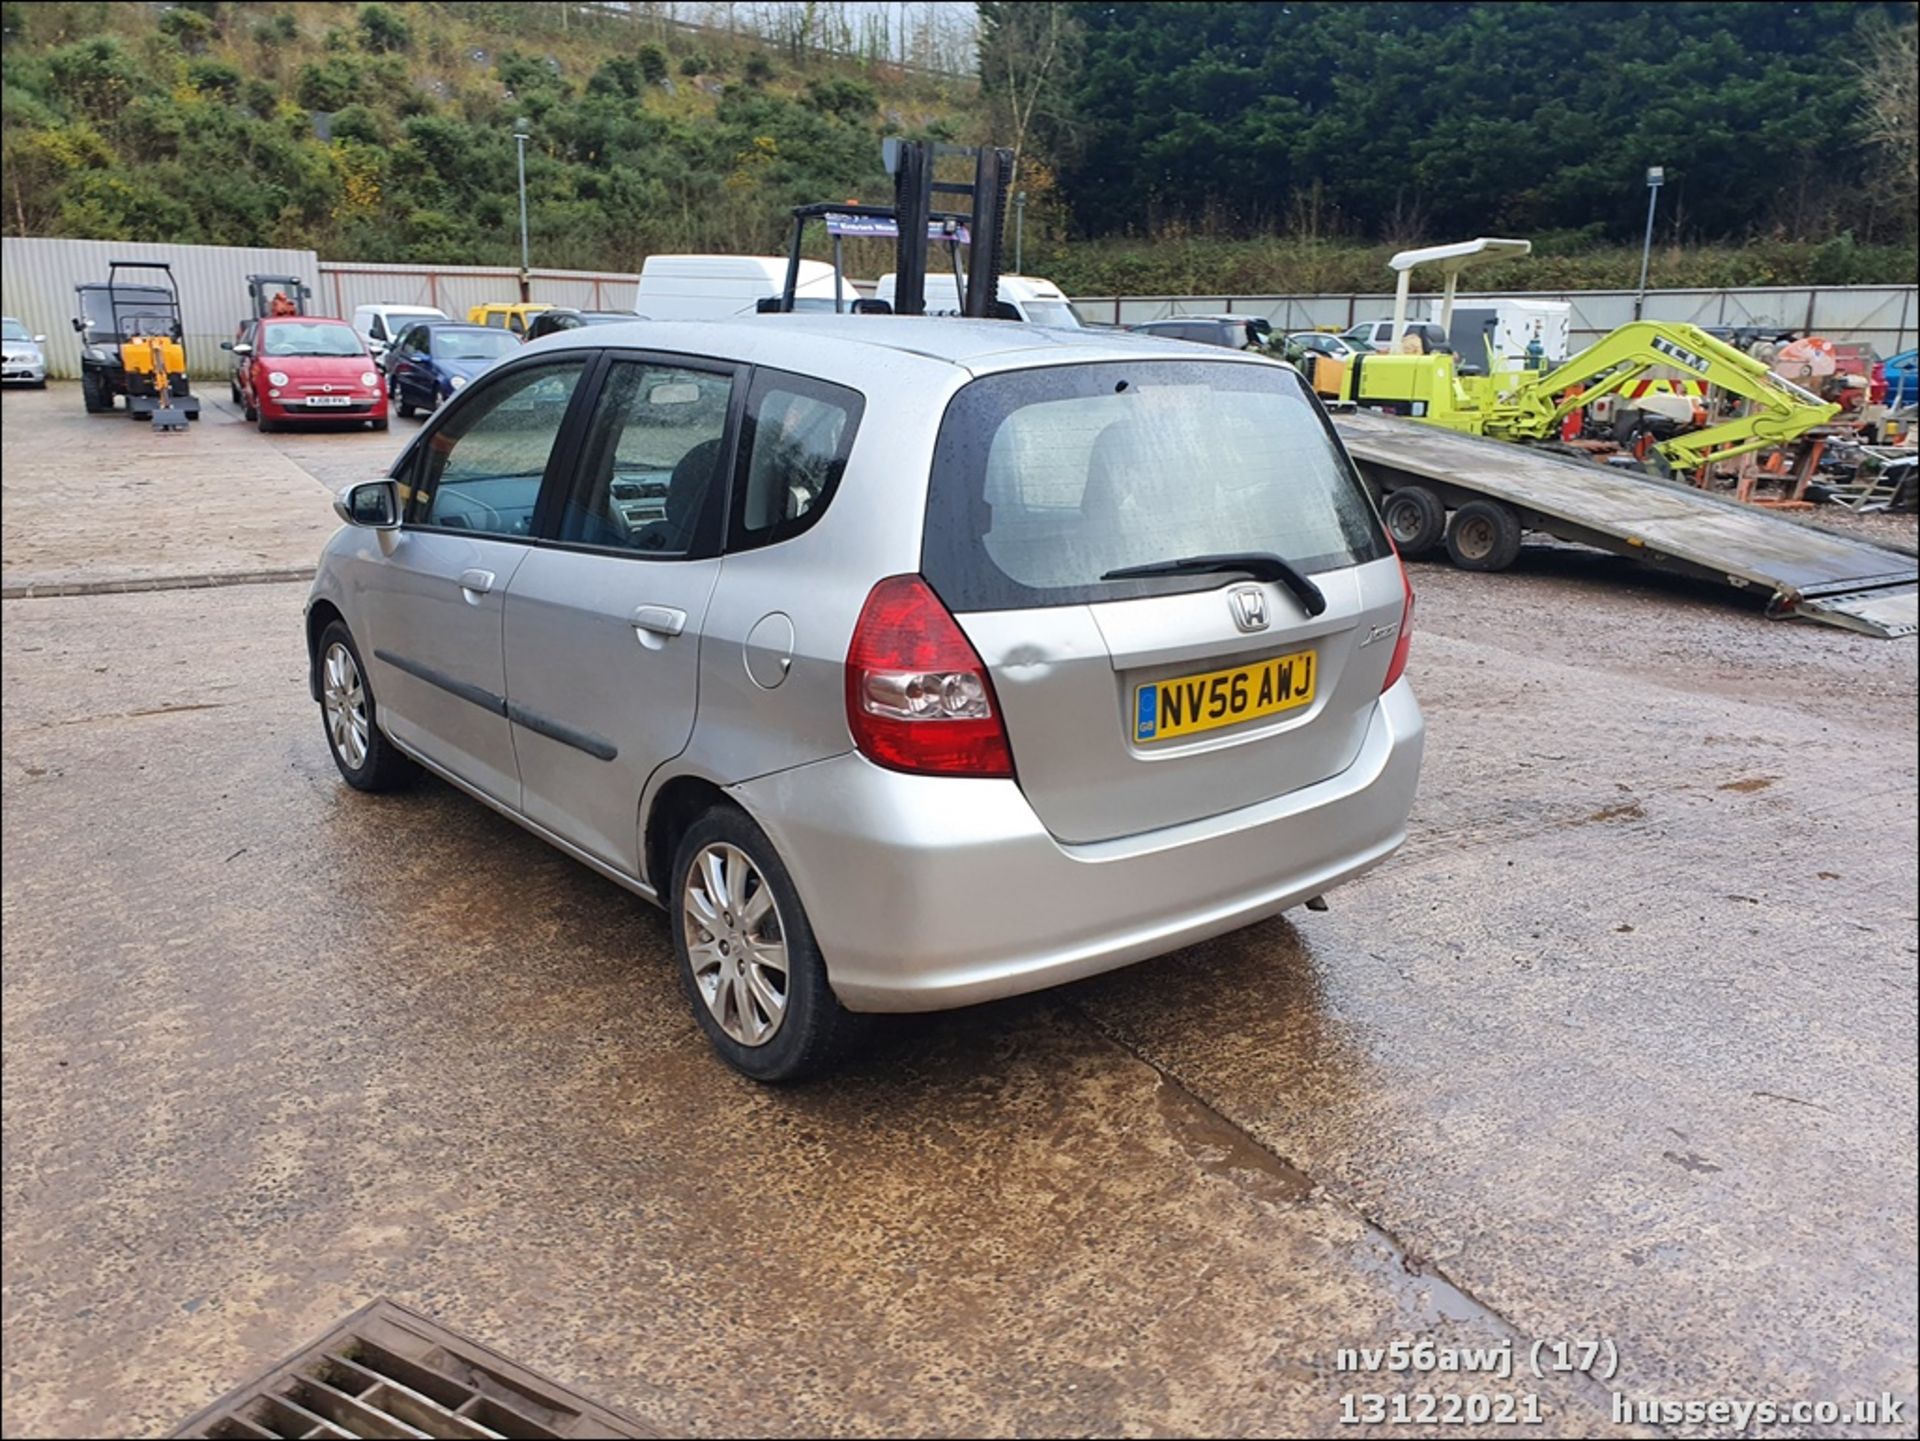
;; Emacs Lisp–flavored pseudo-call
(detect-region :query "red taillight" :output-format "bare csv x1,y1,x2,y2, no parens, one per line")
845,575,1014,778
1382,556,1415,692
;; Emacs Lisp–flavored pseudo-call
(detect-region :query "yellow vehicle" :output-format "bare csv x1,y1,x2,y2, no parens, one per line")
1326,238,1837,476
466,302,553,336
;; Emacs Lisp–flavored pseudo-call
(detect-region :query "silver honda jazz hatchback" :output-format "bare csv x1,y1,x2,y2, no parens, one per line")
306,316,1423,1080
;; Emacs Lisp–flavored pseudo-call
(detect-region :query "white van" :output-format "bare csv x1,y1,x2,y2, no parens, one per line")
635,255,850,321
873,272,1083,328
353,303,450,360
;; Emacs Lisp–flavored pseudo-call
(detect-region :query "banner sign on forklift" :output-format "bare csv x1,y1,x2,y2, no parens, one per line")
825,213,970,244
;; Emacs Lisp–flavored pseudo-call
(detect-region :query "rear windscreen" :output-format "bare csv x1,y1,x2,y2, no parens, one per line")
922,360,1390,611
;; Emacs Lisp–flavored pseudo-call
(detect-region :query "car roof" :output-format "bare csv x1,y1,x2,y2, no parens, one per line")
523,313,1269,378
260,314,353,325
409,321,500,332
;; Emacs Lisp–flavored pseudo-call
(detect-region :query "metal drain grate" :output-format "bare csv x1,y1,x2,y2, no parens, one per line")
173,1298,655,1440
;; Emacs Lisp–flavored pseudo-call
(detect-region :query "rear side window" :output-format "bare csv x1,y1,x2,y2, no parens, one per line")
727,369,863,550
922,360,1389,612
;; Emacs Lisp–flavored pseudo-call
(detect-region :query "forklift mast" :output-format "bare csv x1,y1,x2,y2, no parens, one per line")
775,139,1016,317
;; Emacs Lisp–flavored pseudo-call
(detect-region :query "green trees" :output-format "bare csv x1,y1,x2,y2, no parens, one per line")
1045,0,1918,246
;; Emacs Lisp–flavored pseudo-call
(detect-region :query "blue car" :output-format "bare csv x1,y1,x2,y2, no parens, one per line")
384,322,523,418
1883,348,1917,412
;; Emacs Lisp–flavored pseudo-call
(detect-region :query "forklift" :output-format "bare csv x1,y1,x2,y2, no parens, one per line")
71,261,201,426
768,138,1017,319
247,273,312,319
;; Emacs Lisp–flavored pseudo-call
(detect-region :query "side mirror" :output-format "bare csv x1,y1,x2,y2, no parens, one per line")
851,298,892,315
33,334,46,344
71,317,85,332
219,340,233,351
334,479,401,530
233,342,253,356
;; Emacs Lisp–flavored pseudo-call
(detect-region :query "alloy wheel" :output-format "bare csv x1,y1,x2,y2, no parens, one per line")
322,642,370,770
682,842,789,1047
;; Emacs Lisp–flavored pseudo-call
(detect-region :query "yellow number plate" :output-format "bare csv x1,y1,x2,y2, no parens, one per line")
1133,649,1317,743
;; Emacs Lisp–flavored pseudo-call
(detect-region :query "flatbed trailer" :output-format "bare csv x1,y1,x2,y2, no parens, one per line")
1334,411,1918,639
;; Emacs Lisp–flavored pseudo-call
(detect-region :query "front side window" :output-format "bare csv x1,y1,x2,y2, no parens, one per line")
262,323,365,358
730,369,863,550
6,317,32,341
922,360,1390,612
557,359,735,555
482,311,506,329
368,315,388,341
408,360,587,538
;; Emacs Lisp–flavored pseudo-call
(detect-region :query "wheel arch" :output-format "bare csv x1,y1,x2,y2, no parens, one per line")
305,600,346,701
642,773,734,896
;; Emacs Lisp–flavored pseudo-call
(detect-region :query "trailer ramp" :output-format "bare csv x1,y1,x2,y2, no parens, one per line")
1334,412,1918,638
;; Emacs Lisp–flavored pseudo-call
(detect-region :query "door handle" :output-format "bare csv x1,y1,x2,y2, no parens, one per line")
458,568,495,601
631,604,688,639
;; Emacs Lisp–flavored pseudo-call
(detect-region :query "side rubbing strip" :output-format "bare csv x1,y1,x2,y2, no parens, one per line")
505,702,619,762
373,649,507,716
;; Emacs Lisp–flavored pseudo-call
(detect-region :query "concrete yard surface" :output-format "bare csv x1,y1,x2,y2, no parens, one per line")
2,382,1916,1437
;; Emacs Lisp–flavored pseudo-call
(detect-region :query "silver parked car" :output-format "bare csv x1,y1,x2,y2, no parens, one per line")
3,315,48,386
306,317,1423,1080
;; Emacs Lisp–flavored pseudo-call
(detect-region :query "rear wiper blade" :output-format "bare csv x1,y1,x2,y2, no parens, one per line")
1102,551,1328,617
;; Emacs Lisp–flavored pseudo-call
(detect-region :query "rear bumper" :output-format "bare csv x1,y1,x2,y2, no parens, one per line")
728,680,1424,1013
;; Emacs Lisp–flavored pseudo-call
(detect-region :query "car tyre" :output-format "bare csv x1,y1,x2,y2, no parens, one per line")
1445,499,1524,572
396,394,415,419
230,379,241,403
1381,485,1446,559
316,621,419,793
370,416,389,432
81,371,112,413
670,806,866,1083
257,409,277,433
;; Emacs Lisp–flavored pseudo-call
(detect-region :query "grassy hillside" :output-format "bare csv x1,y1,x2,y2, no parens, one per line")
1,1,975,270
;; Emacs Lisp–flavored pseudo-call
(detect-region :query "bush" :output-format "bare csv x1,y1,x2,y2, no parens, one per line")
742,52,773,87
252,14,297,46
45,37,144,120
240,77,277,115
636,43,668,85
804,77,876,122
331,102,384,145
295,56,360,111
157,8,216,54
187,58,243,101
357,3,411,54
679,51,709,77
587,56,643,99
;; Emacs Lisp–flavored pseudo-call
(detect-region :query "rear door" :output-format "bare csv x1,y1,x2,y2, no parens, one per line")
363,356,592,805
501,353,741,875
921,358,1405,845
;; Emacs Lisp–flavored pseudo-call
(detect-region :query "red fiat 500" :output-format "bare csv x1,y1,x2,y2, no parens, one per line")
232,317,388,432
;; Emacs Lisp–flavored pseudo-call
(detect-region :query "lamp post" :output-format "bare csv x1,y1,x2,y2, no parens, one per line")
1634,165,1664,321
1014,190,1027,275
513,124,532,302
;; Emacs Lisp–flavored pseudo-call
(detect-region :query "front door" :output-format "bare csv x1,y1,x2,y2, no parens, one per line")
364,356,592,806
503,355,740,875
